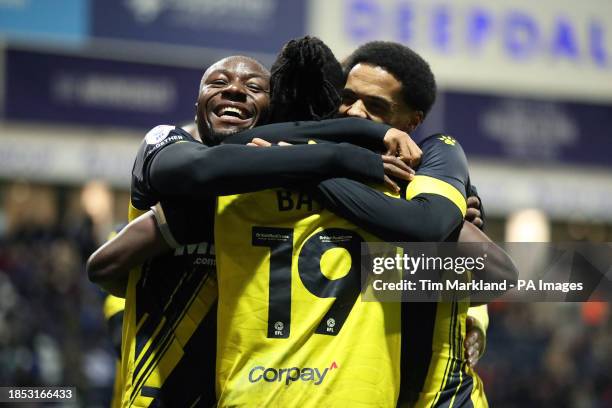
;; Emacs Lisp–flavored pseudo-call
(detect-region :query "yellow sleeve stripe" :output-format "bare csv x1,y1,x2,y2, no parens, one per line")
129,201,148,222
405,175,467,217
103,295,126,319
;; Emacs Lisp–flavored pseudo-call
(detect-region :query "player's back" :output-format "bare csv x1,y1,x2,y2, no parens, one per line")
214,187,402,407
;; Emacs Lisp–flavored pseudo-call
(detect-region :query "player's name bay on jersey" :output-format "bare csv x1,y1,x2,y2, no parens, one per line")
360,241,612,303
275,189,321,212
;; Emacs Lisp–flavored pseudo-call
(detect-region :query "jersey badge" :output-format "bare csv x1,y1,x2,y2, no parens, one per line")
145,125,175,145
438,135,457,146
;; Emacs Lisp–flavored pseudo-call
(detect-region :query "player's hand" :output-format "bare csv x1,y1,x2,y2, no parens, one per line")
464,316,485,367
247,138,292,147
465,196,484,229
383,128,422,168
382,155,415,193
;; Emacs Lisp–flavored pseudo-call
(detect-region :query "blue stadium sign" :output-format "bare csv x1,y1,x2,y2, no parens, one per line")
309,0,612,102
5,48,206,129
91,0,306,54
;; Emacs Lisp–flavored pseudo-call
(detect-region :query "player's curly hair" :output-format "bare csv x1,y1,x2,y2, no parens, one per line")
268,36,344,122
343,41,437,117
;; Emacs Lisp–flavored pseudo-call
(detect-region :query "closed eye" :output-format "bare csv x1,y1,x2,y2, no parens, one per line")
341,90,357,105
365,98,390,115
247,83,264,92
209,79,228,87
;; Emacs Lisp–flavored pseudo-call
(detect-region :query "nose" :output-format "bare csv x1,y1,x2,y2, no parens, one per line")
221,81,248,102
344,100,368,119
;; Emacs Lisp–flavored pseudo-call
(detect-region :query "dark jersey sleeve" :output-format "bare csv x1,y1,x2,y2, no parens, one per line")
130,125,197,211
410,134,469,197
148,141,383,198
311,134,470,242
223,117,391,150
152,199,216,248
311,179,463,241
154,132,471,245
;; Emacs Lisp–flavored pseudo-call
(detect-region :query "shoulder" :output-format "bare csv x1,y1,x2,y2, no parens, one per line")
143,125,195,148
131,125,198,208
414,133,469,196
135,125,197,162
418,133,465,154
418,133,467,167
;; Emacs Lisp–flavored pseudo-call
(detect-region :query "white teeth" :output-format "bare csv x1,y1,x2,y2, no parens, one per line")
219,106,246,119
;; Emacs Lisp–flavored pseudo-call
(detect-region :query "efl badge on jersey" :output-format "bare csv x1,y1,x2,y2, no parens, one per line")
145,125,175,145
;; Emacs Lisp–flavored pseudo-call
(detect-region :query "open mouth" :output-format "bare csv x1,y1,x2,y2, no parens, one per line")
213,104,254,122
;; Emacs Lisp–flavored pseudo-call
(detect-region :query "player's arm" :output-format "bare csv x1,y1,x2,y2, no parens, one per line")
148,141,390,197
135,125,387,205
228,117,390,148
465,305,489,367
227,117,421,167
465,185,485,229
138,124,414,201
87,212,170,297
451,221,511,366
313,136,516,287
313,179,462,241
458,221,518,303
313,135,470,241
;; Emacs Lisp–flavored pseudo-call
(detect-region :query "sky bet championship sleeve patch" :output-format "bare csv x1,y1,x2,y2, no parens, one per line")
131,125,197,210
145,124,176,145
134,125,196,183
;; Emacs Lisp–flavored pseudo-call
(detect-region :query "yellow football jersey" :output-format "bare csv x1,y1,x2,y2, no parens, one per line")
120,125,219,407
103,294,126,408
395,137,488,408
214,188,402,407
120,203,218,408
214,175,487,406
400,301,488,408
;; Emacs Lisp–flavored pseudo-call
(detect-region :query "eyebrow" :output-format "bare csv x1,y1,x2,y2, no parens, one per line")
212,69,267,80
343,88,393,106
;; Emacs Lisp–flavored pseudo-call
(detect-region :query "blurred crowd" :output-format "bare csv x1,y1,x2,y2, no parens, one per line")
0,219,115,407
481,302,612,407
0,202,610,407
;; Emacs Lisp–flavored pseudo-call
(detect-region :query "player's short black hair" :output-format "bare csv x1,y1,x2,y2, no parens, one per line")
343,41,436,117
269,36,344,123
